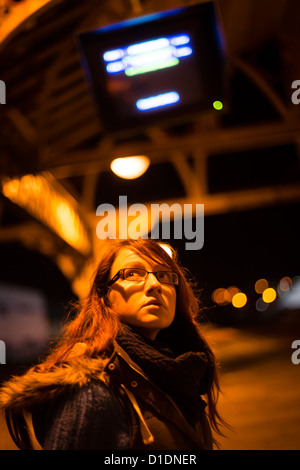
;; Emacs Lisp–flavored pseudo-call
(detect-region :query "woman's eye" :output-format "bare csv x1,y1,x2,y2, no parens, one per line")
125,269,144,279
156,272,168,281
127,270,136,277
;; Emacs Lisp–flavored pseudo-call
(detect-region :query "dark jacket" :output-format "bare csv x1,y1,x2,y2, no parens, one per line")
0,344,213,450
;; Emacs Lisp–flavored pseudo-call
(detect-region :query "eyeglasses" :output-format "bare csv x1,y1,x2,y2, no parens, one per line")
107,268,180,286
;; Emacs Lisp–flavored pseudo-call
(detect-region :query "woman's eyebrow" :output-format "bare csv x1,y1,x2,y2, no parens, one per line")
122,260,169,270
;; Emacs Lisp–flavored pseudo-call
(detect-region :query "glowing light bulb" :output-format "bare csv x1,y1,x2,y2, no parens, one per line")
262,288,277,303
110,156,150,179
232,292,247,308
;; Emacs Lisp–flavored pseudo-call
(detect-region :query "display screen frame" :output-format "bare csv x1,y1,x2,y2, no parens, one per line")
78,1,228,134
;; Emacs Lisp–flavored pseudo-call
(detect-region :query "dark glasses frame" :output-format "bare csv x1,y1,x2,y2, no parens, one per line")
106,268,180,287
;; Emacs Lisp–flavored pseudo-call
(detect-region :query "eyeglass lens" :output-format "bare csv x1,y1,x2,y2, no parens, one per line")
123,268,178,284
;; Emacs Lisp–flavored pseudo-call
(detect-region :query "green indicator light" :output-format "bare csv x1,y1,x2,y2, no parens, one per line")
213,100,223,110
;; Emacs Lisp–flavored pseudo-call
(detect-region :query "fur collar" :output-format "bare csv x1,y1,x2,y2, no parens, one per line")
0,354,109,413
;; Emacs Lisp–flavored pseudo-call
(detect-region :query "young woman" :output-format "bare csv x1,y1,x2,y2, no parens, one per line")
0,238,225,450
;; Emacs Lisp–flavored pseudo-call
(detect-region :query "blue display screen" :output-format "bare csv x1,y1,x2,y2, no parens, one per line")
103,34,193,76
78,2,227,133
102,34,194,112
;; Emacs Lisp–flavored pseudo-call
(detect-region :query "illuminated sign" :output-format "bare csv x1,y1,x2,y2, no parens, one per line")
103,34,193,77
136,91,180,111
78,2,228,132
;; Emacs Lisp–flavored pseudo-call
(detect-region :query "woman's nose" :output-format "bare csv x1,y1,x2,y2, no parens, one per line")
144,272,162,292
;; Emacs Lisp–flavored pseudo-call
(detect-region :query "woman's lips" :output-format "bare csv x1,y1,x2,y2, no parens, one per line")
143,299,163,308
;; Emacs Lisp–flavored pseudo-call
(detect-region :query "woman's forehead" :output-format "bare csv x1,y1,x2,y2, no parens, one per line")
111,247,167,271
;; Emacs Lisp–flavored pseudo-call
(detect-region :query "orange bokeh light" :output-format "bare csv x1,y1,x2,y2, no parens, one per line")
255,278,269,294
232,292,247,308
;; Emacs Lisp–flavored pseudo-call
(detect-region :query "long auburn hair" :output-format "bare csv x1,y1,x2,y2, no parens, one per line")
2,238,227,448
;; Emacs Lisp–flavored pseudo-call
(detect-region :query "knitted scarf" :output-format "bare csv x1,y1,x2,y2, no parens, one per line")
116,324,215,426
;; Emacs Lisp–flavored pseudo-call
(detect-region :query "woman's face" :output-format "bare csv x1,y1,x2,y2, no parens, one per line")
107,248,177,340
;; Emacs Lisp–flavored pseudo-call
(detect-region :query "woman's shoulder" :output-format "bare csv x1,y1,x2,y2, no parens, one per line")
0,346,112,409
32,378,123,426
32,379,130,450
